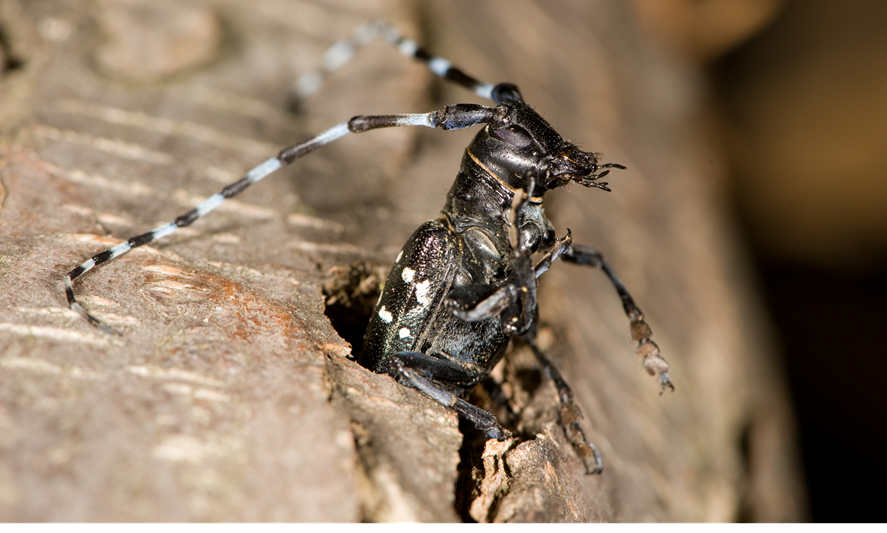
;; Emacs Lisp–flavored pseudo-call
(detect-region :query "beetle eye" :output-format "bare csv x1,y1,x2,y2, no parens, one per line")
491,125,533,148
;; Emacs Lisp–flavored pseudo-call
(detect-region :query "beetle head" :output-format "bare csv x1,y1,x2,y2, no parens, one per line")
471,99,622,195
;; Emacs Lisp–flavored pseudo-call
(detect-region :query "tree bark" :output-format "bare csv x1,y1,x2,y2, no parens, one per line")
0,0,805,521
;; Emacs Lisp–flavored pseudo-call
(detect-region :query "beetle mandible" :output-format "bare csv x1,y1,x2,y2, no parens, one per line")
64,22,673,474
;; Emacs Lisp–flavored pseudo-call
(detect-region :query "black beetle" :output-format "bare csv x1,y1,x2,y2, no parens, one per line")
64,22,673,474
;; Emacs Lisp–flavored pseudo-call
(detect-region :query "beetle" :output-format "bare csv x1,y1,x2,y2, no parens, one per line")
64,22,673,474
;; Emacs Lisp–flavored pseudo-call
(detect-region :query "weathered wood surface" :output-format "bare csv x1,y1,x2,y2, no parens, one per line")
0,0,804,522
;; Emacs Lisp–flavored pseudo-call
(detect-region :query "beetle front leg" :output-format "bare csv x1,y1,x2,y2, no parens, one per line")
447,182,571,335
391,353,512,441
502,182,539,336
562,244,674,394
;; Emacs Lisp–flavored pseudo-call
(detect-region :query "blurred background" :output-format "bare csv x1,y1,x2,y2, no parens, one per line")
632,0,887,522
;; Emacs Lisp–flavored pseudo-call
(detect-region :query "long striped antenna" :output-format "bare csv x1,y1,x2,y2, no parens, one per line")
64,123,344,335
291,21,498,104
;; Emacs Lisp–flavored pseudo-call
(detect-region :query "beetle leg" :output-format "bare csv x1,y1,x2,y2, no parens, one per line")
498,182,540,336
391,354,511,441
446,183,576,336
533,229,572,279
442,183,543,335
562,244,674,394
393,351,478,384
447,284,519,322
526,340,603,475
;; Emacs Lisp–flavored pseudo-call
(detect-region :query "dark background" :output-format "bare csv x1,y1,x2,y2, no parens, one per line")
673,0,887,522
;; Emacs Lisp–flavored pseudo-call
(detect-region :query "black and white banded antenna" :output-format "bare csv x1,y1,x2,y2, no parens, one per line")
290,20,524,106
65,22,519,333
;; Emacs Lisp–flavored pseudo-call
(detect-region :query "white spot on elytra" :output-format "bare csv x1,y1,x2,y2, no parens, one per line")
401,267,415,283
415,280,432,307
398,327,411,339
378,306,393,323
395,250,403,263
